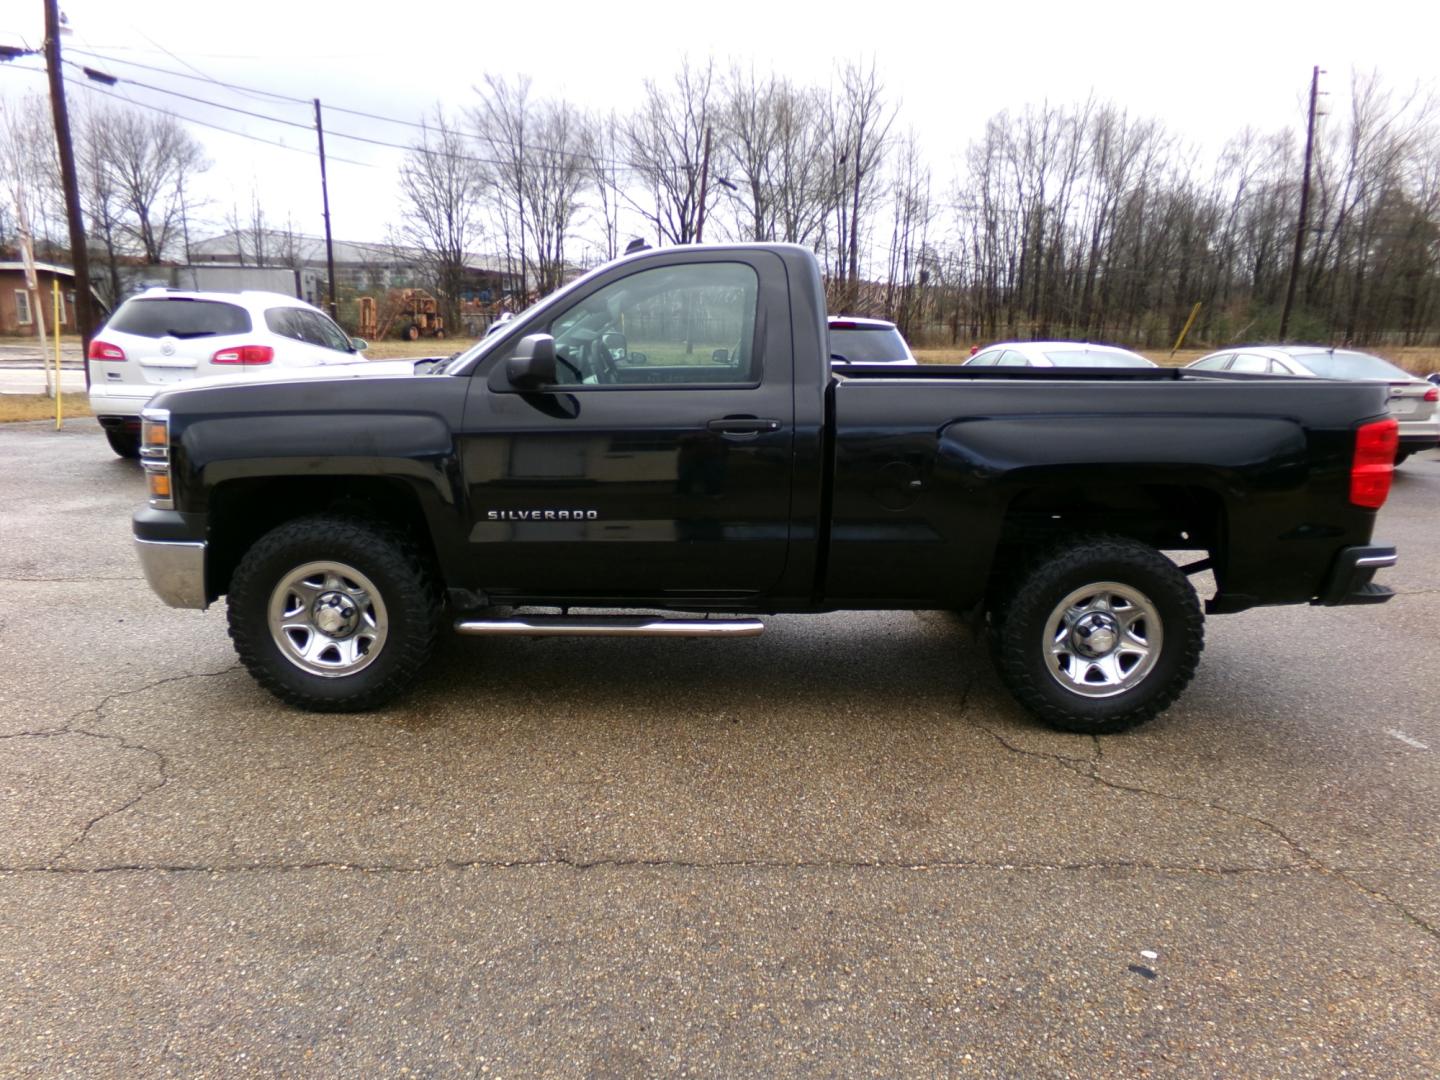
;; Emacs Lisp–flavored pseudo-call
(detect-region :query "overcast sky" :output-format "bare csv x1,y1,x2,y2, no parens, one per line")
3,0,1436,254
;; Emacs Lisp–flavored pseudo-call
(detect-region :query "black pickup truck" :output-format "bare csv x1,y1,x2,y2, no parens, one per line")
132,244,1400,733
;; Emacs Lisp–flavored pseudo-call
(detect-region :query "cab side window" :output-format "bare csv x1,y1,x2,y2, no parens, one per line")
542,262,760,387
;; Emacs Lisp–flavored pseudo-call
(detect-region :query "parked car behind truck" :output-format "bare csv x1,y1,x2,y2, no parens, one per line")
1186,346,1440,463
89,289,367,458
132,244,1399,734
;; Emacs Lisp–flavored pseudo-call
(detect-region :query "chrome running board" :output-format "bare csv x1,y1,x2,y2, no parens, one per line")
453,615,764,638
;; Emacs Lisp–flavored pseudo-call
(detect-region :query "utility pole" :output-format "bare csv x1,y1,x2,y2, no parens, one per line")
43,0,96,369
314,98,338,318
1280,66,1322,341
694,125,713,243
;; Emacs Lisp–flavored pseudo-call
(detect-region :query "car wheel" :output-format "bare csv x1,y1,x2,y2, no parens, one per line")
990,535,1203,734
227,517,440,712
105,428,140,459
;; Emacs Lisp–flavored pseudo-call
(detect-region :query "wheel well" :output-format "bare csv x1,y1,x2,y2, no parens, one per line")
992,483,1226,593
205,476,439,601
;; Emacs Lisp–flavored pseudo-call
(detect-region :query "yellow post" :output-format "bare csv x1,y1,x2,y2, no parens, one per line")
1170,302,1203,359
52,279,63,429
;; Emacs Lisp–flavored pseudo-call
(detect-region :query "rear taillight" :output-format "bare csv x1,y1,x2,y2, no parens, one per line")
1425,386,1438,403
88,340,125,361
1350,418,1399,509
211,345,274,365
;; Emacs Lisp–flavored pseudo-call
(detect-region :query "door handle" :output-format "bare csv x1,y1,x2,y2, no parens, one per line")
707,417,782,435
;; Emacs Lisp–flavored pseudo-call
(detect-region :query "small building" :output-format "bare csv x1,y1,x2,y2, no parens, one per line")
0,262,97,336
188,229,523,301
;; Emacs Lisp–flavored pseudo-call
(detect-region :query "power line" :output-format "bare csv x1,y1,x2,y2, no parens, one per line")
60,72,376,167
67,46,312,105
67,45,644,171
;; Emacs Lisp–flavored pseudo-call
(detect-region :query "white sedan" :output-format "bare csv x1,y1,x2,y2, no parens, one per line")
963,341,1156,369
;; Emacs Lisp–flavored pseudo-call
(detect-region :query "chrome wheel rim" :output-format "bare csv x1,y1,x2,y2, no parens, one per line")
1044,581,1162,698
267,561,388,677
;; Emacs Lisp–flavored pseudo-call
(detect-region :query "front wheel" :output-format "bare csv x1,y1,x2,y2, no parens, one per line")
227,517,440,711
990,536,1204,734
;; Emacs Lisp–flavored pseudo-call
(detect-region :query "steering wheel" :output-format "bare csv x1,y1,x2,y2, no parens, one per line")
588,336,620,384
555,352,584,383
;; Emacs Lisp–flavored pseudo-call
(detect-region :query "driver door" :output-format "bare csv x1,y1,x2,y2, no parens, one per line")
457,251,795,604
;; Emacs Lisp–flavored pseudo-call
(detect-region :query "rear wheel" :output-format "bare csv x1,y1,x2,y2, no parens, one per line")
105,428,140,459
990,536,1203,734
227,517,440,711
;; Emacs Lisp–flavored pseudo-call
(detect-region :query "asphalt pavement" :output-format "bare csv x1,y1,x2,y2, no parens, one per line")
1,420,1436,1077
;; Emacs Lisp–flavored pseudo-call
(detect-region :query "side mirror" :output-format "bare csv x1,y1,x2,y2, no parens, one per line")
711,348,730,364
505,334,557,389
350,337,369,352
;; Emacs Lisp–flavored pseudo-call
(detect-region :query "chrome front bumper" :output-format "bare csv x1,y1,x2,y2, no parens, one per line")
134,538,209,610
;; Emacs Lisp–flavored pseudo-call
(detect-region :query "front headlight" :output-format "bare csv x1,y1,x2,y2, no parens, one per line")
140,407,173,510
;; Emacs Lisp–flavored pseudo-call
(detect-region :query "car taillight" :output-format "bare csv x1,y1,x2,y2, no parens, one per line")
88,340,126,361
1350,418,1398,509
211,345,274,365
1425,386,1438,403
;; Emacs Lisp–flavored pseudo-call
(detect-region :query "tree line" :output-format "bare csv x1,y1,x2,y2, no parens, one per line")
3,62,1438,348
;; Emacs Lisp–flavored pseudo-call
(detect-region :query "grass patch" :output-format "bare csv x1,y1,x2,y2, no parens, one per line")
0,394,93,423
365,339,478,360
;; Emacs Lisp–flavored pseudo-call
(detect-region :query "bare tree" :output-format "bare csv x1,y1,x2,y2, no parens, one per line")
624,57,719,245
74,103,127,304
717,64,781,241
827,61,897,310
584,110,626,263
521,99,588,293
396,106,486,324
0,94,65,255
107,109,208,263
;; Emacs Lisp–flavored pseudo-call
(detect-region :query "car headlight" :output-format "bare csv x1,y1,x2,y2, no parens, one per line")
140,407,173,510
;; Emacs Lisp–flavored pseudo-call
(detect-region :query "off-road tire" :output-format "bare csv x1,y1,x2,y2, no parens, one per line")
105,428,140,459
227,516,440,712
990,535,1203,734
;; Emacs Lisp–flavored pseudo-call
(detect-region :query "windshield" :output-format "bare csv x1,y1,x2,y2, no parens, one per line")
1042,349,1153,368
109,297,251,339
1292,351,1411,380
830,326,913,363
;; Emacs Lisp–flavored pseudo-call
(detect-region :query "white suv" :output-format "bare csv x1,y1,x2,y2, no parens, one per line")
89,290,367,457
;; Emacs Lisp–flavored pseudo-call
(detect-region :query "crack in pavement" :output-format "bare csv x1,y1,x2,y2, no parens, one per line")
3,665,241,869
0,576,143,583
7,662,1434,943
973,722,1440,945
0,857,1351,876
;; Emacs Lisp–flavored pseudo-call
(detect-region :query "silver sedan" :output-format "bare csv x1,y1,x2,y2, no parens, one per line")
964,341,1156,369
1187,346,1439,464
